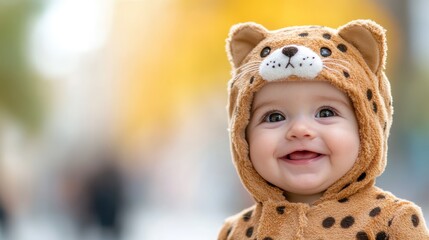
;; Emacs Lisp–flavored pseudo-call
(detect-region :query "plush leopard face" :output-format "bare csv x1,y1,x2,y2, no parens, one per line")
226,20,393,202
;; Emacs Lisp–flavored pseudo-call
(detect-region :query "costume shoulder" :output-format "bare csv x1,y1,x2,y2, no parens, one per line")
217,205,258,240
389,200,429,239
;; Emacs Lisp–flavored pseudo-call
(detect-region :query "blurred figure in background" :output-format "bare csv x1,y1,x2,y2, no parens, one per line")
0,192,10,238
58,149,126,240
85,158,125,240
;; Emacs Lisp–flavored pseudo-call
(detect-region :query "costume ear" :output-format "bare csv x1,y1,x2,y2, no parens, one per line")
338,19,387,75
226,22,268,69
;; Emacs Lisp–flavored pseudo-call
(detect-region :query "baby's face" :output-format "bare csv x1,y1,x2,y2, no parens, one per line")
247,81,360,203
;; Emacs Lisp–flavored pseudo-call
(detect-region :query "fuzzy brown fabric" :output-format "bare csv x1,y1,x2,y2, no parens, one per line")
219,19,429,239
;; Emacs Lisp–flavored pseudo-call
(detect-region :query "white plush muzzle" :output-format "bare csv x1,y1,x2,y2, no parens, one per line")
259,45,323,81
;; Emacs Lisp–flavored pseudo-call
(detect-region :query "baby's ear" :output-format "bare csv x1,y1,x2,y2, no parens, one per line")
338,19,387,76
226,22,268,69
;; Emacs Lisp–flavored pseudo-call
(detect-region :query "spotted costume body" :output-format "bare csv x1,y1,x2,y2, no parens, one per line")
219,20,429,239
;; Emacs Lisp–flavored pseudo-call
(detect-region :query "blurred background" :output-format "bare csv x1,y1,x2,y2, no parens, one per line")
0,0,428,239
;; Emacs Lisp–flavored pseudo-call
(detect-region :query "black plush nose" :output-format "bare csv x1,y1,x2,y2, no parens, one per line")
282,46,298,57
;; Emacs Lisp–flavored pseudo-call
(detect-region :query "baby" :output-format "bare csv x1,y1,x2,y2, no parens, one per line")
218,20,429,239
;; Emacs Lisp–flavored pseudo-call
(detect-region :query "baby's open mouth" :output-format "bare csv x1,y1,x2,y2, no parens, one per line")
283,150,322,160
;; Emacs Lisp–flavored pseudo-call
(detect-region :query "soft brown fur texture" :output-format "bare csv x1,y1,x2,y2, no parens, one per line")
219,19,429,239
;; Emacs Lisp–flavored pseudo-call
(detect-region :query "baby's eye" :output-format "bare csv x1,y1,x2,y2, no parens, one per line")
316,108,336,118
264,112,285,122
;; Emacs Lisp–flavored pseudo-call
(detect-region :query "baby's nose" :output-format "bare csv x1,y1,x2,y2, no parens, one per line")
282,46,298,58
286,119,316,140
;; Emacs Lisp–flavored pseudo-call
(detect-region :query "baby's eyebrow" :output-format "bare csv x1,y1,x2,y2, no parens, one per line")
316,95,352,108
251,100,277,114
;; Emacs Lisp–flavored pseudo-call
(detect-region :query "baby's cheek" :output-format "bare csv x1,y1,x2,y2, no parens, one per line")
249,136,268,161
248,132,278,169
338,133,359,167
329,128,359,163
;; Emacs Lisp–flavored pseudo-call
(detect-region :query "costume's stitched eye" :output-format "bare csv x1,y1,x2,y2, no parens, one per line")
264,112,285,122
320,47,332,57
260,47,271,57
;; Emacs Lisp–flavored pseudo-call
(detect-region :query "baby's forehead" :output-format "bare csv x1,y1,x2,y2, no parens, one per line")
251,80,353,109
255,80,347,97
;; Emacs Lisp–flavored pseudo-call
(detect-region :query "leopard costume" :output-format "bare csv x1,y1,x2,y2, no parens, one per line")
218,19,429,240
